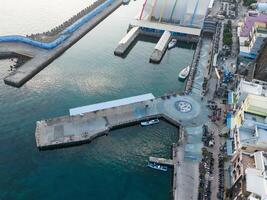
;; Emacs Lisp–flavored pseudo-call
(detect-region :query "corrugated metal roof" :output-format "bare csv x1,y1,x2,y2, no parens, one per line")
131,19,201,36
69,93,155,116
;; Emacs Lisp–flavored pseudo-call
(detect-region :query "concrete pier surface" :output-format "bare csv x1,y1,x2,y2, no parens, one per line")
184,37,213,94
149,156,174,166
0,0,123,87
149,31,171,63
114,26,140,56
35,94,208,150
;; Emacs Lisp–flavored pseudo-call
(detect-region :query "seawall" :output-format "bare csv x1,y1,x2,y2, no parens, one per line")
1,0,123,87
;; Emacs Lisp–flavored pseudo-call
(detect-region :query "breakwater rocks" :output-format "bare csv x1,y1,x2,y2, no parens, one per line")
27,0,108,42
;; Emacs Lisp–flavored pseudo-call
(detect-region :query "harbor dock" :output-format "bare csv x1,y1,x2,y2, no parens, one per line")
114,26,140,56
149,30,171,63
35,93,207,150
0,0,123,87
148,143,179,199
149,156,174,166
114,19,201,62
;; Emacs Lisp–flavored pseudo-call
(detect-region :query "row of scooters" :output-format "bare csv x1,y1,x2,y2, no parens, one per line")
198,150,214,200
202,125,215,147
217,153,225,200
207,101,224,122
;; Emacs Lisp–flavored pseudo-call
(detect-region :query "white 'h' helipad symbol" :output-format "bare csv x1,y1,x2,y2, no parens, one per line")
175,100,192,113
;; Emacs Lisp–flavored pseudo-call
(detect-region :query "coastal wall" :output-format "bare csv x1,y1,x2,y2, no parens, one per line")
0,0,115,49
2,0,123,87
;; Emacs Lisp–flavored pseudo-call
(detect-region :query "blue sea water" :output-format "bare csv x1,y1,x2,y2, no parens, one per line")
0,0,195,199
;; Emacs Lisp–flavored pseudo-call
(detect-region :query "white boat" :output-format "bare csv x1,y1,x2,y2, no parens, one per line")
168,39,177,49
178,66,190,81
141,119,159,126
147,162,168,172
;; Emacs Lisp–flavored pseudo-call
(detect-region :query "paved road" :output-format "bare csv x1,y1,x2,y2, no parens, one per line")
175,143,199,200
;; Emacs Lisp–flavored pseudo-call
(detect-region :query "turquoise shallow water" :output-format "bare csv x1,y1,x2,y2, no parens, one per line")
0,1,195,199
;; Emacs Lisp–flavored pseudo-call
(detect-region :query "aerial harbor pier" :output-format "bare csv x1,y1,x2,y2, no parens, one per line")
35,93,207,150
33,0,217,199
4,0,264,199
0,0,123,87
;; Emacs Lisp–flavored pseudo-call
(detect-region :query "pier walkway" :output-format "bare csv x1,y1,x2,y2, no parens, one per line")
149,156,174,166
0,0,123,87
36,94,208,150
114,26,140,56
150,30,171,63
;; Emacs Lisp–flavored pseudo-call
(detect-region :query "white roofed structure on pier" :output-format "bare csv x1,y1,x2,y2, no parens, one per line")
137,0,212,29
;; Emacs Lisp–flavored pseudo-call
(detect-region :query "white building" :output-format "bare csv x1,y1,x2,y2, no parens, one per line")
140,0,211,28
238,14,267,59
231,151,267,200
246,151,267,200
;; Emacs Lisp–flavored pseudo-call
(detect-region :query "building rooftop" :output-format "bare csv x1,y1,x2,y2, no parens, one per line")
239,79,264,96
69,93,155,116
246,151,267,199
131,19,201,36
139,0,212,29
236,79,267,106
240,14,267,37
239,114,267,147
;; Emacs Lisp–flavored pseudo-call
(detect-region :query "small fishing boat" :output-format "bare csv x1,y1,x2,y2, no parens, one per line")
141,119,160,126
168,38,177,49
147,162,168,172
178,65,190,81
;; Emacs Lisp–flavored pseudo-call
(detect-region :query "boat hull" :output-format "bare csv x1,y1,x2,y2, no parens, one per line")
178,76,187,81
140,119,159,126
147,162,168,172
178,66,190,82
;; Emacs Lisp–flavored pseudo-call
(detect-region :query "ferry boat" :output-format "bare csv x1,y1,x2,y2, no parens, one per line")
178,65,190,81
147,162,168,172
141,119,159,126
168,39,177,49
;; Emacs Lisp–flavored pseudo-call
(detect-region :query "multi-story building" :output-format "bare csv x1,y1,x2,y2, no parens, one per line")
231,151,267,200
227,79,267,153
238,14,267,59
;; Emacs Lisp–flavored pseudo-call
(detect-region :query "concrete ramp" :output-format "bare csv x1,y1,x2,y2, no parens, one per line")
149,156,174,166
114,26,140,56
150,31,171,63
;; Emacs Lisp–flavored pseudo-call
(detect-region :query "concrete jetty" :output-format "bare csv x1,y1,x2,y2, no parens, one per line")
149,156,174,166
114,26,140,56
35,93,207,150
148,143,177,166
114,14,202,62
1,0,123,87
149,30,171,63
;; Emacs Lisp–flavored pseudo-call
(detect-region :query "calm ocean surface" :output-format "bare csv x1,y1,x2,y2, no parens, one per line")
0,0,195,199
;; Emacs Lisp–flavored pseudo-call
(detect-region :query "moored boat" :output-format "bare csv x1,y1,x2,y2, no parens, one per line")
178,65,190,81
168,38,177,49
141,119,159,126
147,162,168,172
